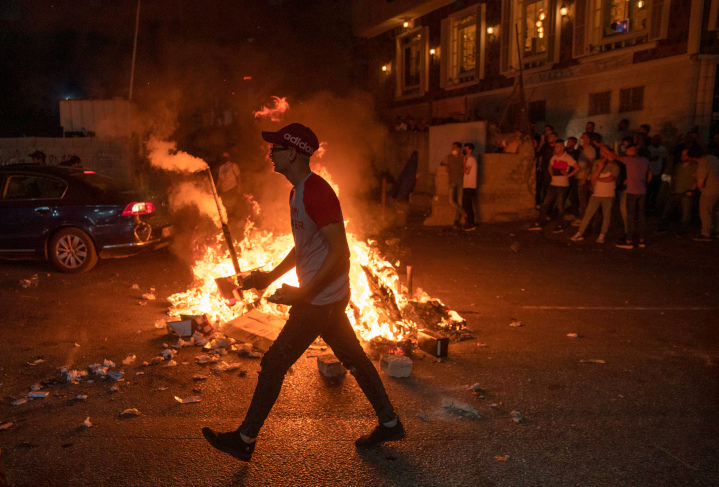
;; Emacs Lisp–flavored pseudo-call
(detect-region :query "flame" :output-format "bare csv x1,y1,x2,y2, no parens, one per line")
167,159,463,343
253,96,290,122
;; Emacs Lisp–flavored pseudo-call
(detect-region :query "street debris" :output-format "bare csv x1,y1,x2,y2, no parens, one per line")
0,422,13,430
141,293,156,300
131,284,140,290
416,410,429,422
107,371,124,380
213,362,240,374
442,398,480,418
19,274,39,288
163,360,178,367
119,408,141,418
161,349,177,360
122,354,136,365
12,398,31,406
417,329,449,357
195,354,212,364
317,353,347,379
82,417,93,428
76,395,87,401
509,320,523,327
154,319,166,329
580,359,606,364
236,343,259,358
567,333,579,338
495,456,509,462
27,359,44,366
138,301,147,306
193,374,208,381
380,354,413,378
30,383,42,391
511,410,524,423
174,395,201,404
109,386,119,393
28,392,49,399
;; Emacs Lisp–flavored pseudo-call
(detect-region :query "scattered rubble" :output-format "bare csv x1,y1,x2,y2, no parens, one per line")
380,354,413,378
141,293,156,300
317,353,347,379
580,359,606,364
174,396,201,404
0,422,13,430
122,355,136,365
28,392,48,399
119,408,141,418
509,320,523,327
510,410,524,423
11,398,31,406
27,359,44,366
82,417,92,428
442,398,480,419
76,395,87,401
567,333,579,338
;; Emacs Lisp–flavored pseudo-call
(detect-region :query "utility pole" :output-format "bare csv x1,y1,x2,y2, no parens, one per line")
129,0,141,101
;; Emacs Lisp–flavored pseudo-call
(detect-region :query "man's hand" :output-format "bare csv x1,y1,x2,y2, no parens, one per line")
267,284,306,306
242,271,273,291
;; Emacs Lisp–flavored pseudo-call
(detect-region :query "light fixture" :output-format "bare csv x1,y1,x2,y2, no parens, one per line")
429,48,436,55
487,26,494,35
382,65,388,72
536,20,542,27
560,4,569,16
539,11,546,21
637,0,645,8
403,21,409,28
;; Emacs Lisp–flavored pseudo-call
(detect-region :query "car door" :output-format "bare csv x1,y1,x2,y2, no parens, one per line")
0,173,67,253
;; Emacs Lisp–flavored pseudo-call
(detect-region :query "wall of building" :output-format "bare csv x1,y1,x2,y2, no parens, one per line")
0,136,134,181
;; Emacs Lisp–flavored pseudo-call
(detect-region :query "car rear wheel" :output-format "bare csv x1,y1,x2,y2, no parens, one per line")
49,228,98,273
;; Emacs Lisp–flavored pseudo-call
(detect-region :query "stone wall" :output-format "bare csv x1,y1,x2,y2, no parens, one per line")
0,136,134,181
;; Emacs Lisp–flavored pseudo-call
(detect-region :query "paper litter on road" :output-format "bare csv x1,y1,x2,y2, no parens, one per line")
30,383,43,391
154,319,166,329
567,333,579,338
580,359,606,364
193,374,208,381
163,360,177,367
28,392,49,399
107,371,124,380
509,320,523,327
174,395,202,404
27,359,45,366
119,408,141,418
0,422,13,430
122,354,136,365
12,398,31,406
82,417,93,428
141,293,156,300
131,284,140,289
511,410,524,423
76,395,87,401
195,354,212,364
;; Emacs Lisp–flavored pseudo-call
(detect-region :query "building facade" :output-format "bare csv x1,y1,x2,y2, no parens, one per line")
352,0,719,145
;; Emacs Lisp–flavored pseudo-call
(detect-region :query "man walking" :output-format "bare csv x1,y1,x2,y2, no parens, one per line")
691,145,719,241
462,143,478,231
439,141,465,227
202,123,404,462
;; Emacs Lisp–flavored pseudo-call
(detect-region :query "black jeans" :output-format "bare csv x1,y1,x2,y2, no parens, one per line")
239,293,396,438
625,193,646,241
462,188,477,226
536,185,568,228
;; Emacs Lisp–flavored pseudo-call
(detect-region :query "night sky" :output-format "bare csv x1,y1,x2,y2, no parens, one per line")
0,0,355,141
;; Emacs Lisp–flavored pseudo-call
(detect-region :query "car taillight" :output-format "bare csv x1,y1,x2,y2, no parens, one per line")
121,202,155,216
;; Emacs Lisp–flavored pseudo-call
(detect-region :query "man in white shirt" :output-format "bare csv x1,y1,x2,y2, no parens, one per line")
462,143,478,231
529,139,578,233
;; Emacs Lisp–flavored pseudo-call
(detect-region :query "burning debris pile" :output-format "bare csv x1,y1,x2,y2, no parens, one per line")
165,220,466,348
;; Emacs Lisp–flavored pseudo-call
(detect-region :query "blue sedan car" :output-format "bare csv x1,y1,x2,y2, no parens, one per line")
0,164,174,273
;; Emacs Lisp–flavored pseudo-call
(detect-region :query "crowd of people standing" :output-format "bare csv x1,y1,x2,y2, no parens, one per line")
530,120,719,247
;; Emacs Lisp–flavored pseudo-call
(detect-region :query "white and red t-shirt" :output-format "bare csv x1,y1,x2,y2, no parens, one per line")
289,173,350,305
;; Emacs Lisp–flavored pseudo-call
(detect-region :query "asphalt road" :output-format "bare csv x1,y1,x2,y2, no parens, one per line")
0,221,718,487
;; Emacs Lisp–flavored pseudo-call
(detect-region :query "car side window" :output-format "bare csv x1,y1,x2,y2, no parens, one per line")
2,175,67,200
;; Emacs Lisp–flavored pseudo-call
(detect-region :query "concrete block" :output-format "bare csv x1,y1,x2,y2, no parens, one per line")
380,354,412,378
317,353,346,379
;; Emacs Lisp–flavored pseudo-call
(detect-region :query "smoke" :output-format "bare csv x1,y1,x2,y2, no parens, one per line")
146,138,208,173
169,181,223,226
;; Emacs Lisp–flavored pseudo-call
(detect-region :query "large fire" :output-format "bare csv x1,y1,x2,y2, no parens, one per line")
166,164,463,342
163,96,463,343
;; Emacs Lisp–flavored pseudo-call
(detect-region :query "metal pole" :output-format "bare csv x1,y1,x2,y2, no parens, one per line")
205,167,242,283
406,265,413,297
128,0,141,101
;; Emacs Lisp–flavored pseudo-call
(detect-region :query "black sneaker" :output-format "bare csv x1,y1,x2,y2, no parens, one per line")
355,418,406,448
202,427,255,462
